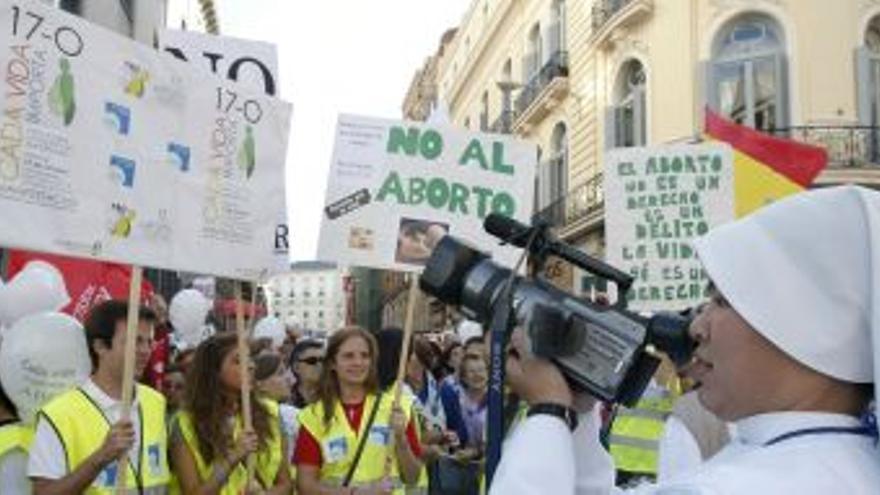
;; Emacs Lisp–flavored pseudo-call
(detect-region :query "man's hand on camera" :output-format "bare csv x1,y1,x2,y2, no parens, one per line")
505,327,598,414
505,328,572,407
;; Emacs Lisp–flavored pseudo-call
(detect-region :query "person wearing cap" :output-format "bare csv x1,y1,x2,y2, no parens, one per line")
489,185,880,494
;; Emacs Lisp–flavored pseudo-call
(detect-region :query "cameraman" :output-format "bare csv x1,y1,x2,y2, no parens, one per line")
490,186,880,494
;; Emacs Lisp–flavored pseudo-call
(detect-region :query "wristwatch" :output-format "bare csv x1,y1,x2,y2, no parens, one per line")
527,403,579,432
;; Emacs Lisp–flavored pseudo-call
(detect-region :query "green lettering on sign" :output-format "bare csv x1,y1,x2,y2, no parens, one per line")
376,171,406,203
459,139,489,170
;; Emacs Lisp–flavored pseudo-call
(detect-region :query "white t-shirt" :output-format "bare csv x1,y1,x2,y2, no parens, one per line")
0,448,31,494
278,403,300,461
28,379,142,482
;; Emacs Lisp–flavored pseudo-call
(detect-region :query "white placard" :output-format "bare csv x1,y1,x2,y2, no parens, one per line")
159,28,279,96
318,115,536,272
604,144,734,311
0,0,292,280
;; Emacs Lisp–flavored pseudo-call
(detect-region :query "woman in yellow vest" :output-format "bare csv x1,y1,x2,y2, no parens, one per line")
0,382,32,494
170,333,292,494
295,327,423,494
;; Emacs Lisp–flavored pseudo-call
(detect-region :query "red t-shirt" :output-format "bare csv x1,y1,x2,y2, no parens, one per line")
294,400,422,466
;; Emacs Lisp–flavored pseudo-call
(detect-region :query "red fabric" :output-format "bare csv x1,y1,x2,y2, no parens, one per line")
704,107,827,187
142,324,170,391
293,402,423,466
5,250,155,321
213,298,267,317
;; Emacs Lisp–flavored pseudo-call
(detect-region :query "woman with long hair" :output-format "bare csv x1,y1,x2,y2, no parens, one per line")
170,333,292,494
254,351,299,461
294,327,422,494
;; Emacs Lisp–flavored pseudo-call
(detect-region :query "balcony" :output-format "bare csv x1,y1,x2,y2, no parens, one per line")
590,0,654,49
771,125,880,186
490,110,515,134
512,51,569,133
533,173,605,238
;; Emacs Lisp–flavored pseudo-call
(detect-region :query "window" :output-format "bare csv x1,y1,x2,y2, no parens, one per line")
549,0,566,55
524,23,543,83
858,17,880,130
709,14,788,132
549,123,568,205
607,60,647,148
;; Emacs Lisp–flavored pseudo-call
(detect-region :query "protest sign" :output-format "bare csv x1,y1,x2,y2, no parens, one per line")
604,144,734,312
0,0,292,280
159,28,279,96
317,115,536,272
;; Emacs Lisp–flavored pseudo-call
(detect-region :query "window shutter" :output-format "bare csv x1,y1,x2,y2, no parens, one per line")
604,107,617,150
634,86,646,146
856,47,873,125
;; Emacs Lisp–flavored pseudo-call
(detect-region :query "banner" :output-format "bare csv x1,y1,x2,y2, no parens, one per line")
6,249,154,321
604,144,734,312
159,28,279,96
317,115,536,272
0,0,292,280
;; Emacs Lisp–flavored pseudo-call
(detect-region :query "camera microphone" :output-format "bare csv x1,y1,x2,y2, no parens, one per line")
483,213,542,248
483,213,633,291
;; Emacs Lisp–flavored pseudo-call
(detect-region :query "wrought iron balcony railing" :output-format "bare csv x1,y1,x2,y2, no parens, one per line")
770,126,880,168
591,0,635,31
533,172,604,229
514,51,569,118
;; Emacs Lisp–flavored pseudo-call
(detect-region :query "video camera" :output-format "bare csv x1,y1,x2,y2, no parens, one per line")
419,214,696,406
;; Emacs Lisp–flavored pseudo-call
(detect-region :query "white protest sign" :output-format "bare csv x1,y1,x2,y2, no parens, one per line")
159,28,279,97
0,0,292,280
604,144,734,312
317,115,536,272
0,312,90,422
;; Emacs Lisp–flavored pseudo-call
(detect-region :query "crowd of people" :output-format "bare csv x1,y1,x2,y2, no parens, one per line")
0,185,878,494
0,291,498,494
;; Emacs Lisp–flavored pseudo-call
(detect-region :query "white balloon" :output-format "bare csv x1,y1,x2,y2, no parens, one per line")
0,312,91,423
169,289,211,349
253,316,286,350
0,261,71,327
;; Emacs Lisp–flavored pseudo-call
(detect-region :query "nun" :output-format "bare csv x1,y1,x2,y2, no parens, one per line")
491,185,880,494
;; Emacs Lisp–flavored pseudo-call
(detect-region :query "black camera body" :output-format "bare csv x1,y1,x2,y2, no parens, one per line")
420,231,694,406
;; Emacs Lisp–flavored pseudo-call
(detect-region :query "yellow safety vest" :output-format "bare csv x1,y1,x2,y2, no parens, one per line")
0,422,33,457
39,384,170,494
173,399,283,494
297,393,414,495
609,396,675,476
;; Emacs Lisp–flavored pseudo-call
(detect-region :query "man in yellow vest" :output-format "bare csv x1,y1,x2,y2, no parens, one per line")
0,381,32,493
28,300,170,494
608,378,675,486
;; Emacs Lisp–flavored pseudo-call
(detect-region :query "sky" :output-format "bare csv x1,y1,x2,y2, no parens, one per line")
215,0,472,261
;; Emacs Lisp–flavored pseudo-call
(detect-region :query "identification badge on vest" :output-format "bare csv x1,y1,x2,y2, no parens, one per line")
326,437,348,462
148,443,163,476
96,462,118,487
369,425,391,446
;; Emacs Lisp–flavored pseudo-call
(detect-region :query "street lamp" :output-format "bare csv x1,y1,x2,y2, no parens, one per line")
496,79,522,134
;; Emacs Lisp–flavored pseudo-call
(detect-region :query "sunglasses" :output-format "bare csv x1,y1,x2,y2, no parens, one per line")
299,356,323,366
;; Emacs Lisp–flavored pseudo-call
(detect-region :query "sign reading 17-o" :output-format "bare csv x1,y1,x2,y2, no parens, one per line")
318,115,536,273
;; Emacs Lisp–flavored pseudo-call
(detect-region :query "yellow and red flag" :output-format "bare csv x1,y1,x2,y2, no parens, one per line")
704,108,828,217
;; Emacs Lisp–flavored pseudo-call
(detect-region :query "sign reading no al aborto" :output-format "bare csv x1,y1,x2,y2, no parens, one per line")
0,0,292,280
318,115,536,272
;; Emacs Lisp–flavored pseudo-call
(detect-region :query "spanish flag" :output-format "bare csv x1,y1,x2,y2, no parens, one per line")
704,108,828,217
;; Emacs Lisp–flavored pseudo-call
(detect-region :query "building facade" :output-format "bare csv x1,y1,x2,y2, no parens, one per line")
166,0,219,33
425,0,880,295
265,261,348,335
57,0,168,45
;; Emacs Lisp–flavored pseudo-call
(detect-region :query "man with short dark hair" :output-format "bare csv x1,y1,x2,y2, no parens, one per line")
28,300,171,494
